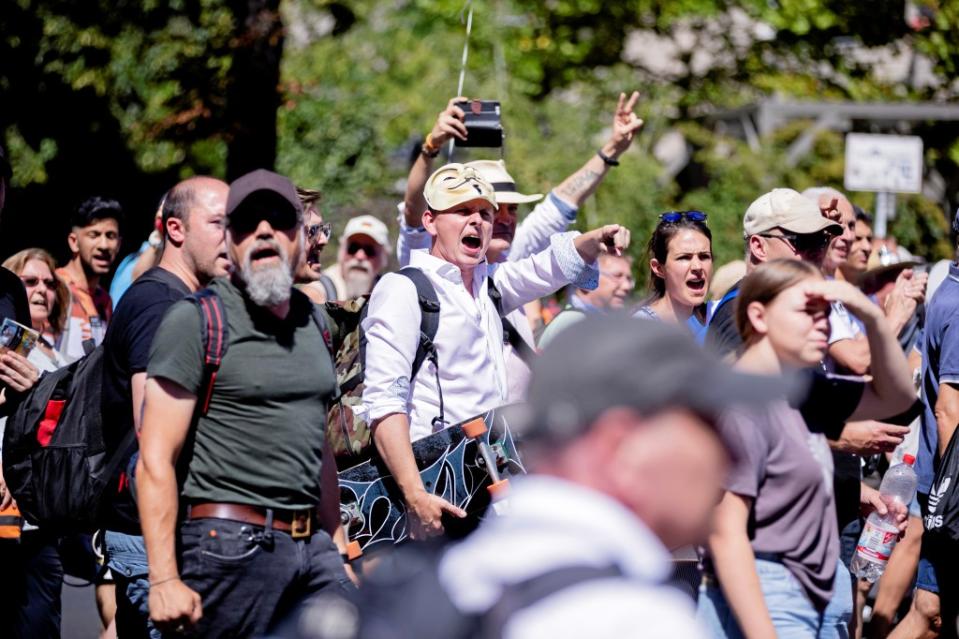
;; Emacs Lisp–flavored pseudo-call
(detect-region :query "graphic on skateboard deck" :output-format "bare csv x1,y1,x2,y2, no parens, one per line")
338,408,523,553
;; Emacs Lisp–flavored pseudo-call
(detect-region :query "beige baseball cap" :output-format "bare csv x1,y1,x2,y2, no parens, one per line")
424,163,497,212
342,215,390,250
464,160,543,205
743,188,842,238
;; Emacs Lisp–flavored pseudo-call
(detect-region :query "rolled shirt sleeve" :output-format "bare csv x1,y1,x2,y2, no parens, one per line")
360,273,421,423
395,203,432,268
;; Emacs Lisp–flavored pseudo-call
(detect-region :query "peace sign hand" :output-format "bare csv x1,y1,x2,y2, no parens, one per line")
608,91,644,156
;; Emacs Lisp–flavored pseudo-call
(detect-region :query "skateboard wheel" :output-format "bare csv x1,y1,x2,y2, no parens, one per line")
487,479,510,499
463,418,488,439
346,540,363,560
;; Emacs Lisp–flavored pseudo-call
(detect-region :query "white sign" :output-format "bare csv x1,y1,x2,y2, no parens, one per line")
844,133,923,194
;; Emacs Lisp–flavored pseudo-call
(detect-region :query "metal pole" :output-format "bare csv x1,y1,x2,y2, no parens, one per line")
875,191,892,239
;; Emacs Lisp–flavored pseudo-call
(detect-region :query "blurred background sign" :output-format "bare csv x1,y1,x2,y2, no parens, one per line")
845,133,924,194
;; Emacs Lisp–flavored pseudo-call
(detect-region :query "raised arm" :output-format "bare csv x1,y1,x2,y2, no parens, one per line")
402,98,468,229
807,280,915,421
493,226,629,313
552,91,644,208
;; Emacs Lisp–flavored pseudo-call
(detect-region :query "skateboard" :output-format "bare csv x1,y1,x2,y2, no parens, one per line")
337,408,524,554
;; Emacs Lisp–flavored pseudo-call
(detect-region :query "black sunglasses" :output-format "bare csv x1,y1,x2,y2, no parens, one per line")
759,231,830,254
347,242,379,257
660,210,708,224
229,206,298,237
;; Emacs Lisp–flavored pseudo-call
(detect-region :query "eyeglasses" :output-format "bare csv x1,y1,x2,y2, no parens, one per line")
21,276,57,289
660,210,708,224
347,242,379,258
306,222,332,242
758,231,830,255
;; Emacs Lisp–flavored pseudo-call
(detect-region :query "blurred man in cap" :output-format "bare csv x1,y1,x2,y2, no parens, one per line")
355,315,779,639
322,214,389,300
138,169,353,637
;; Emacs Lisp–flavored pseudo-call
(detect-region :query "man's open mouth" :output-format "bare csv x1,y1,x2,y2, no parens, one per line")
462,234,482,250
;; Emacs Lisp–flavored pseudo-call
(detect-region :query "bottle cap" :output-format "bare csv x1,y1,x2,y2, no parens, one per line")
903,454,916,465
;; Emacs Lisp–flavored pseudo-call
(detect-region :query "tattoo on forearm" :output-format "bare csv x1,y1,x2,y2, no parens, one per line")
559,168,601,199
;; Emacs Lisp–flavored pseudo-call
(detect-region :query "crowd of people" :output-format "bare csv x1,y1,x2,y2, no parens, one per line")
0,90,955,639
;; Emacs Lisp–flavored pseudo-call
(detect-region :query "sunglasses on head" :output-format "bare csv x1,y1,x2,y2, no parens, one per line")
347,242,378,258
306,222,332,242
660,210,708,224
20,276,56,289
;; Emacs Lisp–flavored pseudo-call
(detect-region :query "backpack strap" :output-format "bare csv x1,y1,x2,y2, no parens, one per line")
707,285,739,325
309,303,340,402
396,268,445,428
480,564,624,638
486,280,536,365
185,289,228,417
319,274,338,302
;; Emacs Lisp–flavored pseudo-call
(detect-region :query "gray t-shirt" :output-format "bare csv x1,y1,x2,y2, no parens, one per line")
148,277,338,510
719,399,839,610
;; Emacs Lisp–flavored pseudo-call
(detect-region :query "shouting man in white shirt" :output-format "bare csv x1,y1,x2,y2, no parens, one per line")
362,163,629,539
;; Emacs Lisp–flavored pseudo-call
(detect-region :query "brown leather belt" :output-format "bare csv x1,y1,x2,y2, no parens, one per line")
188,503,318,539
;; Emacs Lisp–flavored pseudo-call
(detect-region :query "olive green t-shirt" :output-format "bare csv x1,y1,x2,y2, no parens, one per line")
147,277,337,510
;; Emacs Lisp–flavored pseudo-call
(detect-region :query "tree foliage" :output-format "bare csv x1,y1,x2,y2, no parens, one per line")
2,0,957,274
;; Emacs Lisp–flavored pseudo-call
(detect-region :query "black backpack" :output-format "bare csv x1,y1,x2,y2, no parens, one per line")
2,287,336,532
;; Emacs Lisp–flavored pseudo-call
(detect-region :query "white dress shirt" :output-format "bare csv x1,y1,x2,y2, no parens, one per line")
361,232,596,441
438,476,708,639
394,192,579,402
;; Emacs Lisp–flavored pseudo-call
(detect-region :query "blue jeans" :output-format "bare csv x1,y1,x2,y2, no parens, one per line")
698,557,853,638
105,530,161,639
177,517,354,638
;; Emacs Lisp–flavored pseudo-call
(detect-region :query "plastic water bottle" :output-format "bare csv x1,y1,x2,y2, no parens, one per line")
851,455,918,583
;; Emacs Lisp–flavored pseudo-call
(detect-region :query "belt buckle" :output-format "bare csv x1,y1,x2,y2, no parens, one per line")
291,510,312,539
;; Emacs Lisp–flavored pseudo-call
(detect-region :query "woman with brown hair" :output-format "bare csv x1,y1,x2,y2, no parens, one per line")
2,248,70,369
698,259,916,639
634,211,713,340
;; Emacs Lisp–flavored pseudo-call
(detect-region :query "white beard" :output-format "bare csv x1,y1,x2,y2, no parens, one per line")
238,237,301,307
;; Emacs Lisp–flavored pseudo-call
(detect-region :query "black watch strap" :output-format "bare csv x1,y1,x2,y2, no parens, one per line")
597,149,620,166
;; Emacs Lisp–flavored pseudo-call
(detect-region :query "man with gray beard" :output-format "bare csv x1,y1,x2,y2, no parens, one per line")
137,169,353,637
321,214,390,300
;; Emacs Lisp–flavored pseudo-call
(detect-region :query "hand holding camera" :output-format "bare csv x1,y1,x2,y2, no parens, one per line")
426,97,470,151
426,97,504,153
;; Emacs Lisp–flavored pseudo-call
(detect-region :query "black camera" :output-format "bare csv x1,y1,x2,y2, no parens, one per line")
454,100,503,148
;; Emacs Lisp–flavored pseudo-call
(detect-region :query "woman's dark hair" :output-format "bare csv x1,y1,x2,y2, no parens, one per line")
646,215,712,298
735,258,822,344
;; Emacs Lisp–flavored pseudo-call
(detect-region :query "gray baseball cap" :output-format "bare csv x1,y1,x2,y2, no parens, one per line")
509,314,797,442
